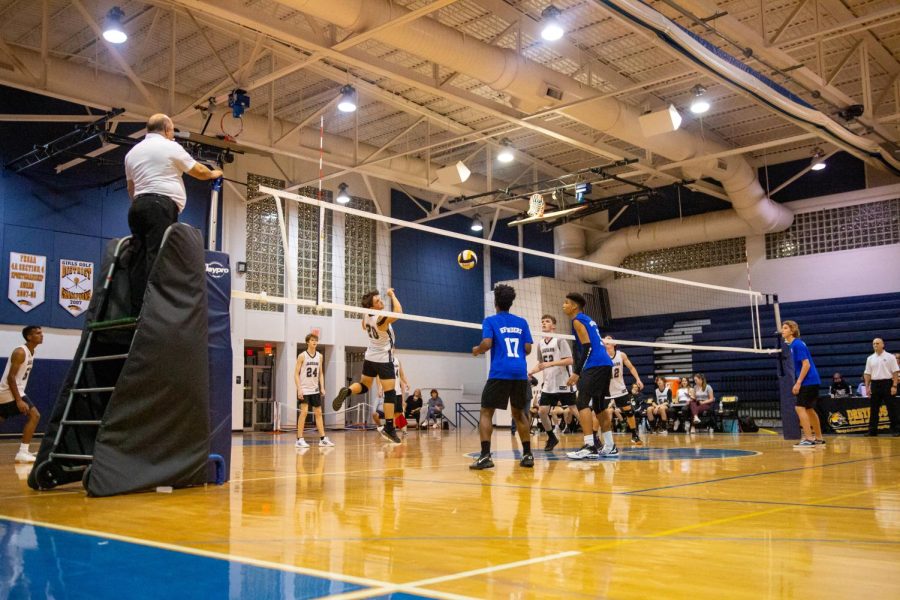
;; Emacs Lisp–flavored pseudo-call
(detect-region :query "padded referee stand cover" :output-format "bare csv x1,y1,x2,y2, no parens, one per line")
205,251,232,483
28,237,136,491
86,224,210,496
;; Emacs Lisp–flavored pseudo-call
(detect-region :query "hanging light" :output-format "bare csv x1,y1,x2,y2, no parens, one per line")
470,215,484,232
497,138,515,164
336,182,351,204
337,84,358,113
540,6,565,41
689,84,710,115
102,7,127,44
810,148,827,171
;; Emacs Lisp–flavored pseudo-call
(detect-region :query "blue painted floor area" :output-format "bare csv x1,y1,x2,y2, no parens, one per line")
467,447,759,462
0,519,364,599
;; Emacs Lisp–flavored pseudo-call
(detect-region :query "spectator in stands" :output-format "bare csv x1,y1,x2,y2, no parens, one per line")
863,338,899,437
426,389,445,429
688,373,715,426
650,375,671,434
856,376,868,397
829,373,852,398
670,376,691,432
405,388,424,428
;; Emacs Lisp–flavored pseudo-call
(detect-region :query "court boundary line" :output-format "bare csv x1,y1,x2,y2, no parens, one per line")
624,452,900,494
0,514,388,589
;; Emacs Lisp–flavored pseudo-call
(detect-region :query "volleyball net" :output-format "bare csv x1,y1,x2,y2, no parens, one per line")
234,185,780,408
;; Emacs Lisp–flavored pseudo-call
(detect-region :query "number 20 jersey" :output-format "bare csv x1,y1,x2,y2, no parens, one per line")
482,311,533,380
363,314,395,363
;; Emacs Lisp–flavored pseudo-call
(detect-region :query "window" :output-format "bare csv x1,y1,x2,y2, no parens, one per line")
344,196,377,319
296,186,334,316
617,238,746,278
245,174,285,312
766,198,900,259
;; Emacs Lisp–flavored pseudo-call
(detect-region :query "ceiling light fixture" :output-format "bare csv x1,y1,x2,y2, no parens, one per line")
470,215,484,232
102,7,128,44
540,6,565,41
336,182,351,204
497,138,515,163
810,148,827,171
337,84,358,113
689,84,710,115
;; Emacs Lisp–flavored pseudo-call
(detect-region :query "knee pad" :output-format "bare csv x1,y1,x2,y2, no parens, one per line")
358,383,369,394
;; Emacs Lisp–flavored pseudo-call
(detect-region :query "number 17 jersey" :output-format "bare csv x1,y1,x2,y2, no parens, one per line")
482,311,533,380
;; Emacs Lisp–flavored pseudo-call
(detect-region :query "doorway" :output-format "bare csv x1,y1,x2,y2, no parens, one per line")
244,345,276,431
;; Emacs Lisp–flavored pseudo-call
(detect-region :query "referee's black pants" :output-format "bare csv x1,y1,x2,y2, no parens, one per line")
127,194,178,315
868,380,898,435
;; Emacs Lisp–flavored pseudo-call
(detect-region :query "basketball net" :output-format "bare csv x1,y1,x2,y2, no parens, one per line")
527,193,545,218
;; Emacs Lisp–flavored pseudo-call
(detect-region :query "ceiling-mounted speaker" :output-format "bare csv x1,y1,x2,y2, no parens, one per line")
435,161,471,186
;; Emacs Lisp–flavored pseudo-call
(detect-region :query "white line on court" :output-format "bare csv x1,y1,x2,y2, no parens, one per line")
0,514,389,589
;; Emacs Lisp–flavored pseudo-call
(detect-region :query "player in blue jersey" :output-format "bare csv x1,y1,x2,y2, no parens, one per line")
781,320,825,448
470,284,534,470
562,292,614,460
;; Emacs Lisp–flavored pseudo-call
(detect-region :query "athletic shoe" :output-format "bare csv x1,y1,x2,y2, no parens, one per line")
600,444,619,457
793,439,816,448
469,454,494,470
379,427,402,444
14,451,36,463
692,416,701,424
295,438,309,448
332,387,351,411
520,453,535,468
544,436,559,452
631,434,643,446
319,437,335,447
376,425,384,433
660,429,668,436
566,445,598,460
814,439,826,446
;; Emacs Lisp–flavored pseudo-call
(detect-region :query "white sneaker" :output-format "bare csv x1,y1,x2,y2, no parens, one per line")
295,438,309,448
376,425,384,434
566,445,599,460
15,451,36,463
600,444,619,456
319,437,335,447
693,416,701,424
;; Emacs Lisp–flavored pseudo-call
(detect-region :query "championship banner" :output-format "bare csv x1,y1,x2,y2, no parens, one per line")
59,259,94,317
8,252,46,313
820,396,892,434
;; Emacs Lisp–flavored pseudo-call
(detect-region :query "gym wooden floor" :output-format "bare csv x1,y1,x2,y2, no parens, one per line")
2,429,900,599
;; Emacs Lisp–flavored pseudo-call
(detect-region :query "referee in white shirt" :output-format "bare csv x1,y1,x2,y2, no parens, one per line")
863,338,900,437
124,114,222,313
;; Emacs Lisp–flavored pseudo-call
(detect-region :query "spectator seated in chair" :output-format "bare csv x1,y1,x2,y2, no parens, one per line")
687,373,715,431
830,373,852,399
426,389,445,429
405,388,424,428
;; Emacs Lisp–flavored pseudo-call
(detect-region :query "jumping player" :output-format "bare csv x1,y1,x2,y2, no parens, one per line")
0,326,42,463
601,335,644,450
470,284,534,470
563,293,614,460
333,288,403,444
528,314,575,451
294,333,334,448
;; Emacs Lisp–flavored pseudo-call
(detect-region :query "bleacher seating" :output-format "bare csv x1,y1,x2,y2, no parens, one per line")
604,292,900,422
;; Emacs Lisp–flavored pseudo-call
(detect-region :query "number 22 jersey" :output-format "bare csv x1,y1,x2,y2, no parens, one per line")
482,311,533,380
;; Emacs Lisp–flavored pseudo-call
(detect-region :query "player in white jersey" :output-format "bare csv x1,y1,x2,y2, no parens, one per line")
0,326,43,463
333,288,404,443
294,333,334,449
600,335,644,451
649,375,671,434
528,314,575,451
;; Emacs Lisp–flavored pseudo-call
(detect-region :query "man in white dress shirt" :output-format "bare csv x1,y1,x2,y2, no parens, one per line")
124,113,222,312
863,338,899,437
